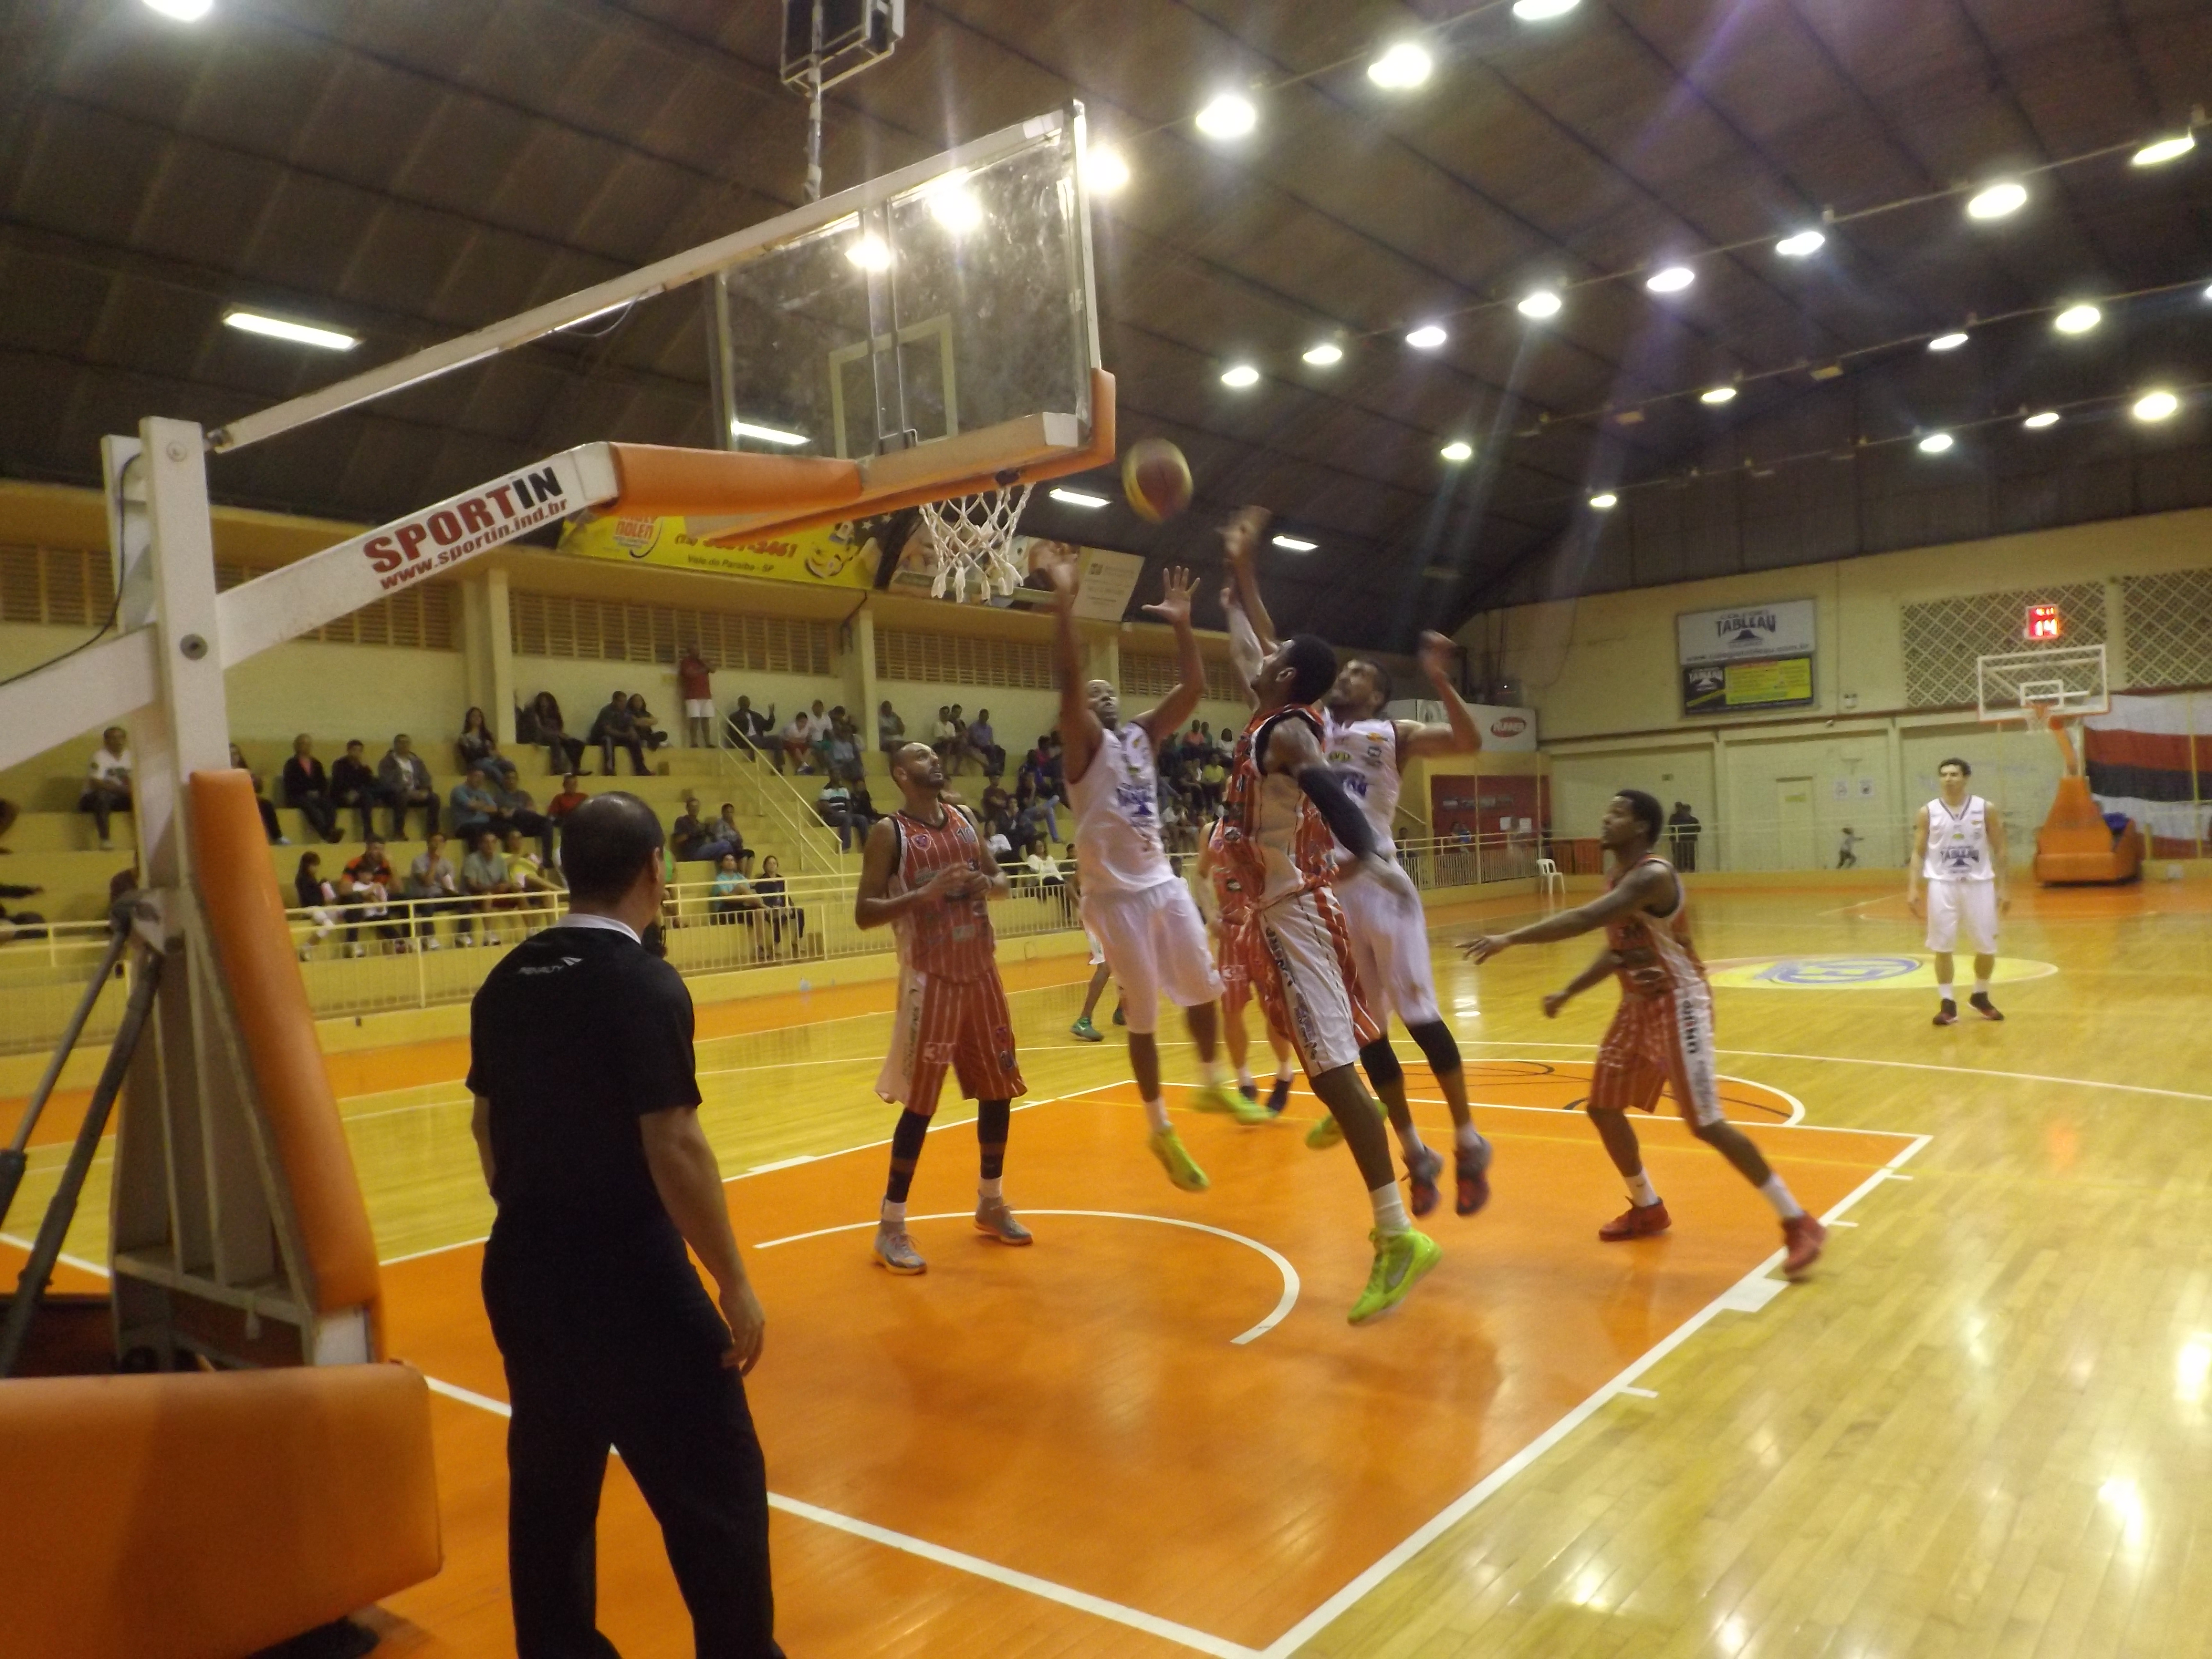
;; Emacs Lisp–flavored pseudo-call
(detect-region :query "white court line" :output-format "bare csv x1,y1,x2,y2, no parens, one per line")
756,1208,1300,1346
1253,1132,1930,1659
1620,1386,1659,1399
1398,1096,1917,1140
0,1229,107,1280
421,1370,1261,1658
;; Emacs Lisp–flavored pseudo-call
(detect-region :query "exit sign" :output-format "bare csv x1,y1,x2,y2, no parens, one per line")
2025,603,2063,641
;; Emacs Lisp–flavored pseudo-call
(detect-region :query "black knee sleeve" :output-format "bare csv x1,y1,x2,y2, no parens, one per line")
1358,1038,1404,1090
1406,1020,1461,1077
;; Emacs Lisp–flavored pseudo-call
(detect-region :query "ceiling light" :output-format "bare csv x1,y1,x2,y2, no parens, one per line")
1775,229,1826,258
143,0,213,17
2053,303,2101,334
1588,492,1618,510
1219,363,1261,388
730,419,809,446
1082,147,1130,194
1440,440,1474,462
925,173,982,234
1367,42,1433,90
1048,487,1109,508
222,310,358,351
1406,324,1448,349
1918,432,1955,454
1928,331,1969,352
845,233,891,271
2132,134,2197,168
2023,411,2060,430
1965,181,2028,220
1196,93,1258,140
1272,534,1318,552
1512,0,1579,18
1699,385,1737,405
2133,389,2180,422
1808,362,1844,381
1646,265,1695,293
1518,289,1563,319
1301,342,1344,366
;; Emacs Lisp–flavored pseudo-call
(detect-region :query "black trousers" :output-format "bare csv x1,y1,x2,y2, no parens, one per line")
486,1249,781,1659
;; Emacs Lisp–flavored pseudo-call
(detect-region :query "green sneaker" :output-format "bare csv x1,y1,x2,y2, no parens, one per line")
1112,1004,1126,1026
1148,1128,1210,1192
1348,1227,1441,1324
1305,1113,1344,1150
1070,1015,1103,1042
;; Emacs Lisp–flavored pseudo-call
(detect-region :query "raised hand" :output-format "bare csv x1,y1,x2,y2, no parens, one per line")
1143,565,1197,628
1032,541,1082,604
1417,630,1458,684
1218,505,1271,569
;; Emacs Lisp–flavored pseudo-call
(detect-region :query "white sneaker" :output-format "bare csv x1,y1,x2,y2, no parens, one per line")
312,924,333,940
423,936,441,951
348,944,365,958
456,933,474,947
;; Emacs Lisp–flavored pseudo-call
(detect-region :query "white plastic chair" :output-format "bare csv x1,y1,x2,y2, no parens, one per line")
1535,857,1564,909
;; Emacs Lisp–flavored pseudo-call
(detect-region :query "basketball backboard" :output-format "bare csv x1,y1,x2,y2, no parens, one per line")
1976,644,2109,723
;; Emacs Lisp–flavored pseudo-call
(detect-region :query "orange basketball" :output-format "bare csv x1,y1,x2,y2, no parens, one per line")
1122,438,1193,523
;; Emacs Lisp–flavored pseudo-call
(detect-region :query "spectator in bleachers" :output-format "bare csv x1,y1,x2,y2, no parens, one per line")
710,802,746,863
845,779,878,841
815,778,856,852
492,773,554,864
457,707,518,785
406,831,462,948
756,853,801,957
529,692,587,776
339,838,405,956
877,700,905,754
80,726,132,851
293,851,339,950
677,645,716,748
709,851,762,932
822,718,861,784
282,734,344,843
228,744,288,843
502,827,564,923
1040,733,1066,804
461,827,517,944
727,696,773,758
670,795,719,865
589,689,649,776
779,709,815,774
968,708,1003,780
545,773,589,857
378,735,438,840
331,739,379,839
628,693,668,753
933,706,961,770
449,767,500,844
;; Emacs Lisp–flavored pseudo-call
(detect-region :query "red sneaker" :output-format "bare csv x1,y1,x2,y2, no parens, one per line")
1406,1147,1443,1218
1599,1200,1671,1241
1782,1213,1827,1278
1932,1001,1958,1027
1455,1137,1493,1218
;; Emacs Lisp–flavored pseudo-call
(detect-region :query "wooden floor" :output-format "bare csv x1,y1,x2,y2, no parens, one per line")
8,879,2212,1657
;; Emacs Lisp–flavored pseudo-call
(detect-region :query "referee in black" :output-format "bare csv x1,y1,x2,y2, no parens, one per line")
469,792,781,1658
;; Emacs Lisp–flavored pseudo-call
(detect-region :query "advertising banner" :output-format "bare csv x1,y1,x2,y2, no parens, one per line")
557,513,879,588
1676,599,1816,666
1681,655,1815,715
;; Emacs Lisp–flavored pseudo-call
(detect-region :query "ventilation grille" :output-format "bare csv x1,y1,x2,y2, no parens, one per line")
2122,569,2212,689
1120,652,1242,704
875,627,1054,689
1899,582,2109,707
0,545,118,628
510,592,831,674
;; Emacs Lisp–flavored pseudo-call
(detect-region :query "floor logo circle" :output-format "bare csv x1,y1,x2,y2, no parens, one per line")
1706,954,2057,990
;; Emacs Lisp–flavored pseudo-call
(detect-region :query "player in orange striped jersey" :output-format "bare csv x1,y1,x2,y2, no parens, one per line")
1195,817,1295,1115
1218,508,1443,1325
855,741,1027,1275
1463,790,1826,1277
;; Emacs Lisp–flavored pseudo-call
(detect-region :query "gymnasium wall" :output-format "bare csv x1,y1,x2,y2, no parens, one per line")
1467,505,2212,869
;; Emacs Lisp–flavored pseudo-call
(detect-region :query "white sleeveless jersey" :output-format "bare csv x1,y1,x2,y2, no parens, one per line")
1923,794,1996,882
1323,716,1401,855
1070,722,1174,896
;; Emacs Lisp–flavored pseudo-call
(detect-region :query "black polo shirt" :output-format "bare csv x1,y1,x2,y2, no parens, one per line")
468,921,704,1308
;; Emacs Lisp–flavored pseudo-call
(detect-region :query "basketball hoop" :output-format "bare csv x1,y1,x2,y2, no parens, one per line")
918,479,1034,602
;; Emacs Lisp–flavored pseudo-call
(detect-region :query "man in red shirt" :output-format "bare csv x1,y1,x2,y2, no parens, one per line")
678,646,715,749
546,774,589,859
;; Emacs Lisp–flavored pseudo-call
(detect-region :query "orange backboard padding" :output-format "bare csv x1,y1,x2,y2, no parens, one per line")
0,1364,442,1659
2035,775,2144,885
702,367,1119,547
606,443,862,520
189,772,381,1332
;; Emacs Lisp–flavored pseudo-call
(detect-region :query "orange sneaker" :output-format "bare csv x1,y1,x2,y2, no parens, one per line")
1598,1200,1671,1241
1781,1213,1827,1278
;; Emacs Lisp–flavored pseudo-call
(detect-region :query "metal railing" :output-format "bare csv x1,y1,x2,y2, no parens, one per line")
713,726,851,876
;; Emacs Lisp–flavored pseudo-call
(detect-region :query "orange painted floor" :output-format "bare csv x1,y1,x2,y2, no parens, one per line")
370,1082,1914,1658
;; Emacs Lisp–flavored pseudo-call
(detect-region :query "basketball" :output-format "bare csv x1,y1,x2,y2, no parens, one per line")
1122,437,1193,523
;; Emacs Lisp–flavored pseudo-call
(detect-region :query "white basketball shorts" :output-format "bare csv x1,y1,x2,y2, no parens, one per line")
1080,878,1222,1034
1335,869,1443,1026
1925,878,1999,955
1252,888,1379,1077
684,698,714,719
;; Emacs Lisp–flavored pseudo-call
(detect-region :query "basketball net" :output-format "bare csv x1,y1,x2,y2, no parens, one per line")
918,481,1034,602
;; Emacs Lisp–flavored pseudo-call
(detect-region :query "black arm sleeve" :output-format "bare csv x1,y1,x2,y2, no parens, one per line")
1296,765,1379,861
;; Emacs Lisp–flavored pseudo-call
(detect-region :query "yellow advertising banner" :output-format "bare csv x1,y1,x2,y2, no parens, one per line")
556,512,879,589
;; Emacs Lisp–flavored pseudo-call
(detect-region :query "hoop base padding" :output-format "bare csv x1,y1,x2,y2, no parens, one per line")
2034,775,2144,886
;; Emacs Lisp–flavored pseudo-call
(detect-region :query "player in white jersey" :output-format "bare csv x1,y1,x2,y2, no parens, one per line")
1907,757,2010,1025
1039,550,1250,1196
1317,634,1493,1219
